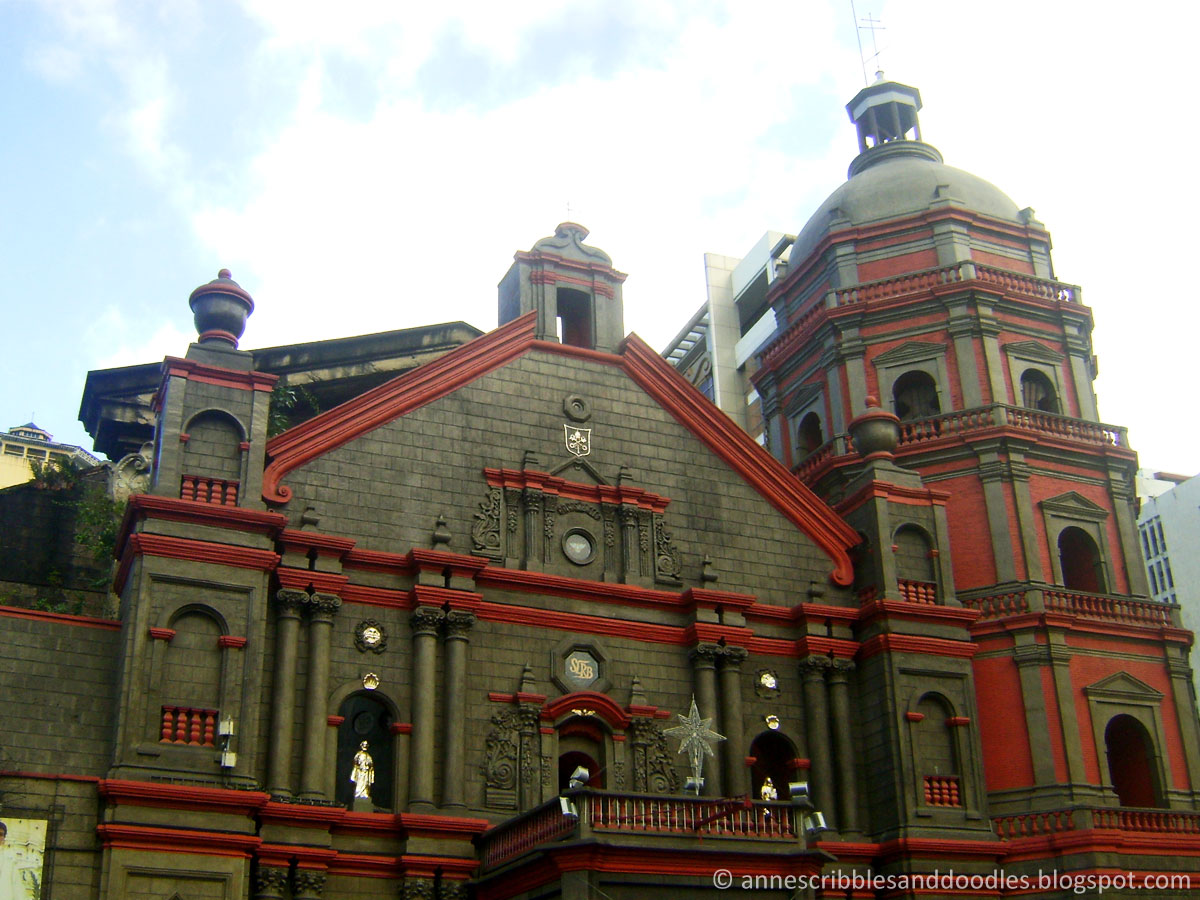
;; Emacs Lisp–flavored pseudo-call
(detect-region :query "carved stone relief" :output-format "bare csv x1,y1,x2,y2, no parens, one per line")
471,486,503,559
628,718,681,794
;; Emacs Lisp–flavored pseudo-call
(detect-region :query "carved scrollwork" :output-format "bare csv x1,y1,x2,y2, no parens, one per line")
254,865,289,898
557,500,602,519
481,708,520,808
401,878,436,900
304,593,341,622
504,488,521,533
471,486,503,558
628,719,681,794
275,588,307,617
411,607,445,637
291,869,326,898
443,611,476,640
653,515,682,582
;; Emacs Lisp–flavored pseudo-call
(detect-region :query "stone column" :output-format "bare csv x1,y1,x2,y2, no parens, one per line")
252,865,289,900
522,490,541,568
619,506,640,579
718,646,749,796
299,593,340,799
827,659,859,834
801,656,835,826
441,611,475,808
689,644,722,796
409,606,444,810
267,589,304,796
291,869,326,900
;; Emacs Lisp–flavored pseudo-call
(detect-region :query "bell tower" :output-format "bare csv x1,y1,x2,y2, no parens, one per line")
498,222,627,353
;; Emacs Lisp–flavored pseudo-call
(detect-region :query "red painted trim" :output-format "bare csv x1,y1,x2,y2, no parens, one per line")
514,248,627,284
539,726,555,735
485,466,670,511
258,842,338,865
626,704,671,720
116,495,287,558
858,599,979,628
328,715,346,727
343,547,419,575
541,691,632,728
835,480,951,514
618,334,859,586
260,801,345,827
99,779,269,815
0,604,120,631
238,440,250,452
529,270,617,297
476,566,685,611
218,635,247,649
473,598,684,644
789,757,810,770
859,633,978,660
178,432,190,443
487,692,549,705
529,339,623,363
161,356,278,392
390,722,413,735
263,312,539,503
97,823,261,857
276,566,348,594
905,712,926,722
279,528,357,555
398,814,491,838
946,716,971,726
744,756,757,766
127,533,279,571
148,627,176,641
611,734,626,742
682,587,757,611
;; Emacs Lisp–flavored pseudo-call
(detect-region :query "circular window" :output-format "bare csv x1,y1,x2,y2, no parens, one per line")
562,528,596,565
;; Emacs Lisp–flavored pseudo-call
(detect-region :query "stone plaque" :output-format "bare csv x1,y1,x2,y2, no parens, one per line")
563,650,600,690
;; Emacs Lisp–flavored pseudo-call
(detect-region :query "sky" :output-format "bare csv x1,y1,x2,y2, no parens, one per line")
1,0,1197,477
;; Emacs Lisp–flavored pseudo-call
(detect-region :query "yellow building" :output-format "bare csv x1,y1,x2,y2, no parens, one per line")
0,422,99,489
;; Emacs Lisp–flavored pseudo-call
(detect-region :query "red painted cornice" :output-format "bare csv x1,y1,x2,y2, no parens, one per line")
472,598,684,644
160,356,279,393
276,566,348,594
0,604,120,631
541,691,632,728
278,528,357,557
835,480,951,515
99,779,268,815
96,823,261,858
485,466,670,511
858,632,978,660
124,534,279,573
475,566,687,611
262,312,539,503
618,334,859,586
122,494,287,538
858,599,979,629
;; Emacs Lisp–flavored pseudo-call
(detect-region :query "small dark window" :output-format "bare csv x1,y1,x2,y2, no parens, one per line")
1020,369,1059,413
335,693,394,808
749,731,797,800
1106,715,1162,808
892,371,940,421
557,288,593,349
1059,526,1106,593
796,412,824,457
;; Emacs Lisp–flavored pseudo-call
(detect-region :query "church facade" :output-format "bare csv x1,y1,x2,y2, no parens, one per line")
1,79,1199,900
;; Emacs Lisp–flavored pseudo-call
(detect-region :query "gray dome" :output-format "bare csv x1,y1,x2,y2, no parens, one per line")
790,141,1022,266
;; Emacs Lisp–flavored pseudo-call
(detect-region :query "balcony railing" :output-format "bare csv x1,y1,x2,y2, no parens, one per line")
764,263,1080,368
793,404,1129,484
924,775,962,807
181,474,239,505
478,792,796,871
898,579,937,604
962,588,1179,627
994,807,1200,839
160,706,218,746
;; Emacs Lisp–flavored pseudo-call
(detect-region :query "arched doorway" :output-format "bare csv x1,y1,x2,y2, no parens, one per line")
796,412,824,457
892,371,940,421
749,731,797,801
1059,526,1105,593
335,692,394,808
1020,369,1059,413
1106,715,1162,808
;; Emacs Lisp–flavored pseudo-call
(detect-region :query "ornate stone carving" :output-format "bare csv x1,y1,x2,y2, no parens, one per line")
304,593,341,622
400,878,436,900
689,643,721,668
628,718,681,794
718,645,749,668
354,619,387,653
603,508,616,548
275,588,307,617
443,611,476,640
472,486,503,558
557,499,602,519
440,881,469,900
481,708,519,809
638,510,650,554
653,515,682,582
541,754,553,788
504,488,521,533
110,441,153,503
292,868,326,898
612,760,626,790
411,606,445,637
829,658,856,680
800,655,832,682
563,394,592,422
253,865,289,899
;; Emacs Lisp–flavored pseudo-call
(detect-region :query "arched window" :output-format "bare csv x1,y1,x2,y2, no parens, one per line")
557,716,605,791
749,731,798,800
335,692,394,808
894,525,937,603
1105,715,1162,808
164,610,222,711
892,371,940,421
557,288,593,349
183,411,242,481
1059,526,1106,593
1020,369,1059,413
796,412,824,457
915,694,962,807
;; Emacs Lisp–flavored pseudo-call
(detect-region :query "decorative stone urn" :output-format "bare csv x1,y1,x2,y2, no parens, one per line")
847,395,900,459
188,268,254,347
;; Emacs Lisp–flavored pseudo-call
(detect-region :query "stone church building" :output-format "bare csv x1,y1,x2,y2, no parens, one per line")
2,79,1199,899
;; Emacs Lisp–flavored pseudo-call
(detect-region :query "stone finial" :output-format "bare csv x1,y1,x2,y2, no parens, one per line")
518,663,536,693
432,514,452,546
188,269,254,347
848,395,900,459
629,674,648,707
701,553,719,583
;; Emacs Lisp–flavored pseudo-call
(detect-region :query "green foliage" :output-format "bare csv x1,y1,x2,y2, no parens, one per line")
28,455,80,490
75,483,124,564
268,381,321,437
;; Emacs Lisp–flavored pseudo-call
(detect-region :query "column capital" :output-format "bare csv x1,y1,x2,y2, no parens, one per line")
443,610,477,640
828,658,856,680
411,606,445,636
253,865,289,900
717,645,749,668
275,589,307,616
304,593,341,622
800,655,832,681
291,868,326,899
689,643,722,667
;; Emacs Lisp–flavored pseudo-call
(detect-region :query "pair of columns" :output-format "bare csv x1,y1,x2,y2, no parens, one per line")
800,656,858,833
409,606,476,810
268,588,341,799
689,643,749,796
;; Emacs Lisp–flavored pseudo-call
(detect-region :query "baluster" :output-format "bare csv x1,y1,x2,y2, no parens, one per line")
161,707,174,742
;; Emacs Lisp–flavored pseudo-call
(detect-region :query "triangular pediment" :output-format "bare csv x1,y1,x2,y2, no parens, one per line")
871,341,946,367
263,312,860,586
1084,671,1163,702
1040,491,1108,521
550,457,609,485
1004,340,1065,364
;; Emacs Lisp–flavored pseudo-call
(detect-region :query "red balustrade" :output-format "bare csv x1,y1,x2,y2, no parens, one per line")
160,706,218,746
180,474,239,505
993,809,1076,838
923,775,962,807
898,579,937,604
1044,590,1174,626
962,591,1029,618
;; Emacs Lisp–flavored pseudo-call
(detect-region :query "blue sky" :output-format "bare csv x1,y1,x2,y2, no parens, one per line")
1,0,1197,476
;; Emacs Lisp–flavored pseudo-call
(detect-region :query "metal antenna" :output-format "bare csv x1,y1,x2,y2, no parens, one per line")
850,0,867,85
859,11,886,80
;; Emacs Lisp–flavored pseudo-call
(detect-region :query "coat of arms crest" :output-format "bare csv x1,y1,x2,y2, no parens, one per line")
564,425,592,457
